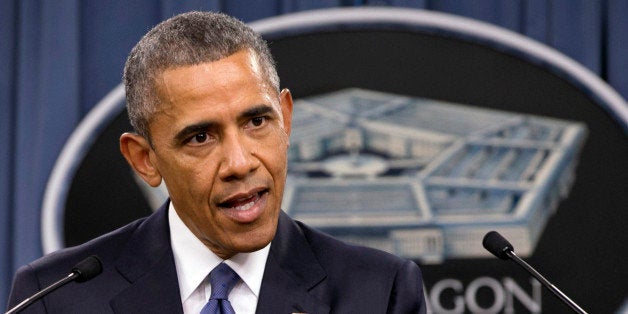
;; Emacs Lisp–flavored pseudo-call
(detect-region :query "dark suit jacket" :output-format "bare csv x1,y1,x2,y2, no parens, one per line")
7,202,426,313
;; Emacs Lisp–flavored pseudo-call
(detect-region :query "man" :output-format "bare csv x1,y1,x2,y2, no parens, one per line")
7,11,426,313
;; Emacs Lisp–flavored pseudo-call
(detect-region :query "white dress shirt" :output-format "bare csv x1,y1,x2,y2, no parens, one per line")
168,203,270,314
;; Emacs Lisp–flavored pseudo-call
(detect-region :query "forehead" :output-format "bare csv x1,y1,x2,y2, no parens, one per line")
147,50,279,137
155,50,266,102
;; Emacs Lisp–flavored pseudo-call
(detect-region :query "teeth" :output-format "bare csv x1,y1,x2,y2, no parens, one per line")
233,200,255,211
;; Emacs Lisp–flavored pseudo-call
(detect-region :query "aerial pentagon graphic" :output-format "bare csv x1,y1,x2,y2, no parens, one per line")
283,88,587,264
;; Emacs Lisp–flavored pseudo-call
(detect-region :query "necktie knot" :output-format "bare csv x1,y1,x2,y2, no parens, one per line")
208,263,240,301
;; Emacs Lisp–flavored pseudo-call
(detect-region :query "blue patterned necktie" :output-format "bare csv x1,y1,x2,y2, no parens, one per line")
200,263,240,314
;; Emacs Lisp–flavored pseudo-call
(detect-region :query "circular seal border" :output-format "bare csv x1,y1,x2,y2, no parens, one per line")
42,7,628,253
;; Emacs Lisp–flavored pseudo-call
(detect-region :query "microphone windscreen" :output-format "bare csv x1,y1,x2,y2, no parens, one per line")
72,255,103,282
482,231,514,260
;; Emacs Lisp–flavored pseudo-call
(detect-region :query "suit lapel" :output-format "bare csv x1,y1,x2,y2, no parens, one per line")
256,212,330,314
110,202,184,313
106,205,329,313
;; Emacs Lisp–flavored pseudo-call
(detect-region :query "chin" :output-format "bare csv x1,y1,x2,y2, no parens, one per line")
237,230,275,252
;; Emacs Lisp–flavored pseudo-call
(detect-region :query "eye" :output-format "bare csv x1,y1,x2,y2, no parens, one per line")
188,132,209,145
248,116,267,128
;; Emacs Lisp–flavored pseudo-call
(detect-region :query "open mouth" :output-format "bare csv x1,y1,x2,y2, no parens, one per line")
219,189,268,211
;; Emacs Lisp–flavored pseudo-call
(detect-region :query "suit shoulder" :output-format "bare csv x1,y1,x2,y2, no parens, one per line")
28,217,146,275
291,219,426,313
7,217,150,310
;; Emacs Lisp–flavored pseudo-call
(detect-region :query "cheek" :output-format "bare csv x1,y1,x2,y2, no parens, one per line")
270,127,290,151
160,157,213,200
263,131,289,171
186,160,220,195
266,144,289,194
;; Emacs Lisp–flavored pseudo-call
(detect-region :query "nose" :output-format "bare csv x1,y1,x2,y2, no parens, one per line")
218,132,260,181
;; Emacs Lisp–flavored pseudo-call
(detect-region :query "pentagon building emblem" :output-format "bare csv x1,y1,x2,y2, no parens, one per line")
142,88,587,264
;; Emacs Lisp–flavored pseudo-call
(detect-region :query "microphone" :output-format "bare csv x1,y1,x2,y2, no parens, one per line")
482,231,588,314
6,255,103,314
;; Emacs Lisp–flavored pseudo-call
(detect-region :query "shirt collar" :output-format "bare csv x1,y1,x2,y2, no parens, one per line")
168,202,270,302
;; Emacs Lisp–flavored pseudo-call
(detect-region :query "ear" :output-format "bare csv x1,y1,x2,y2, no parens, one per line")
279,88,294,137
119,132,163,187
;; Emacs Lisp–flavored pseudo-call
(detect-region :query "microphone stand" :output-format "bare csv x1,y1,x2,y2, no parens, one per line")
505,250,588,314
5,255,101,314
6,272,79,314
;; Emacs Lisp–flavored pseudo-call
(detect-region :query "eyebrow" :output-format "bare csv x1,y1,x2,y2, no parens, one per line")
174,122,216,144
240,104,275,120
173,104,276,144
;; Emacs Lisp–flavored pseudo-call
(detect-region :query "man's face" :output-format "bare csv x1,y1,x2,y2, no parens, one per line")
146,49,292,259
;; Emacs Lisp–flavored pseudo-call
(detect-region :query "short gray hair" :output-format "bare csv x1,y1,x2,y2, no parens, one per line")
123,11,279,140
